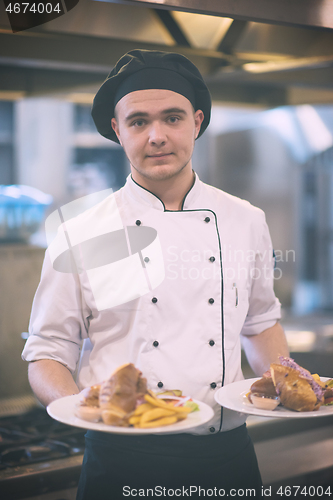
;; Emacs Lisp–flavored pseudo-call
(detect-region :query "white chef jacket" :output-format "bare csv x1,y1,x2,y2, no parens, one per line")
22,172,281,434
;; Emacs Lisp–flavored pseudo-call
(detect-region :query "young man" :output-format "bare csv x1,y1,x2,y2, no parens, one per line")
23,50,289,498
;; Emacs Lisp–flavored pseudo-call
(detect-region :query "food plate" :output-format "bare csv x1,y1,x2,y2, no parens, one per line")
215,377,333,418
47,394,214,434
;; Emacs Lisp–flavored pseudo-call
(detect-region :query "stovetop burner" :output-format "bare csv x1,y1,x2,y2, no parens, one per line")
1,438,76,468
0,408,85,469
0,408,86,499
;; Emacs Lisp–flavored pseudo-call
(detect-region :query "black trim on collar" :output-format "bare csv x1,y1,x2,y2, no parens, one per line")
181,171,196,210
130,172,197,212
131,175,166,210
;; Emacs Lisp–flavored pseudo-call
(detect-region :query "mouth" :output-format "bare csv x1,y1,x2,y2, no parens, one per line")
147,153,173,159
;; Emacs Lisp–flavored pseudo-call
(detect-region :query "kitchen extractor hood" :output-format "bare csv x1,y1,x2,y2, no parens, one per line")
0,0,333,105
104,0,333,30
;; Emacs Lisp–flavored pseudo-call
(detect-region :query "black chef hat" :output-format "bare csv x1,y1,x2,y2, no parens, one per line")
91,49,212,144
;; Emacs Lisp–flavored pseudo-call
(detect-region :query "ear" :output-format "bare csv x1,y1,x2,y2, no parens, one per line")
111,117,122,145
194,110,204,139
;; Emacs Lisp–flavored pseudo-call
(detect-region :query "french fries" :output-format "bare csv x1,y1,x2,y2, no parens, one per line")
128,391,192,428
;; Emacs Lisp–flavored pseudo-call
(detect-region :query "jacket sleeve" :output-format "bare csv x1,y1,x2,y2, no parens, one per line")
21,249,90,374
241,217,281,336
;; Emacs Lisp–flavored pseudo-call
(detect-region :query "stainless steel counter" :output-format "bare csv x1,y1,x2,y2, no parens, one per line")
248,414,333,489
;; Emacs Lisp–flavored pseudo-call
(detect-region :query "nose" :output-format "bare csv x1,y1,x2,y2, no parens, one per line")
148,121,166,147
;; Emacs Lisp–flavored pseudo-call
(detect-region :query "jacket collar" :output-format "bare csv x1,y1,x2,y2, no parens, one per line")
125,171,202,211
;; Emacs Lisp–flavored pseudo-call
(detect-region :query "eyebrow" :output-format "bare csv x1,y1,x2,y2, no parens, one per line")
125,107,187,122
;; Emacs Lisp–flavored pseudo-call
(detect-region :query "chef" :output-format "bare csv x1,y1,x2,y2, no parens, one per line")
22,50,289,498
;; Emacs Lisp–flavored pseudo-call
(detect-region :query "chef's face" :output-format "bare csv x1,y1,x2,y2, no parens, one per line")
111,89,204,183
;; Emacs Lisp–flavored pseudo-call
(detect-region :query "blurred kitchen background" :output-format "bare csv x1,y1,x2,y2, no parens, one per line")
1,1,333,498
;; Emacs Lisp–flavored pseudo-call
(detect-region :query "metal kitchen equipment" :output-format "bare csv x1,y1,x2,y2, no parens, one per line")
0,185,52,242
0,408,85,500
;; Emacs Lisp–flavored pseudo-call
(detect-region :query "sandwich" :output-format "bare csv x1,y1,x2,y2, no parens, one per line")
76,363,147,424
248,357,327,412
99,363,148,425
270,363,323,412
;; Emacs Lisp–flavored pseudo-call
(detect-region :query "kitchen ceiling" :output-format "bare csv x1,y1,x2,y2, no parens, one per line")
0,0,333,106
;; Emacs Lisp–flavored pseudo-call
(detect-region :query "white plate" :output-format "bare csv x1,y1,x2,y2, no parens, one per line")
47,394,214,434
215,377,333,418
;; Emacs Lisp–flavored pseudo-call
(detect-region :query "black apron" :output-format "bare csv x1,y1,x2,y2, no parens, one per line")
76,424,262,499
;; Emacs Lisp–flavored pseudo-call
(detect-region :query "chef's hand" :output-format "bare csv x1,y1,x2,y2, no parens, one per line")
28,359,80,407
241,321,289,377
